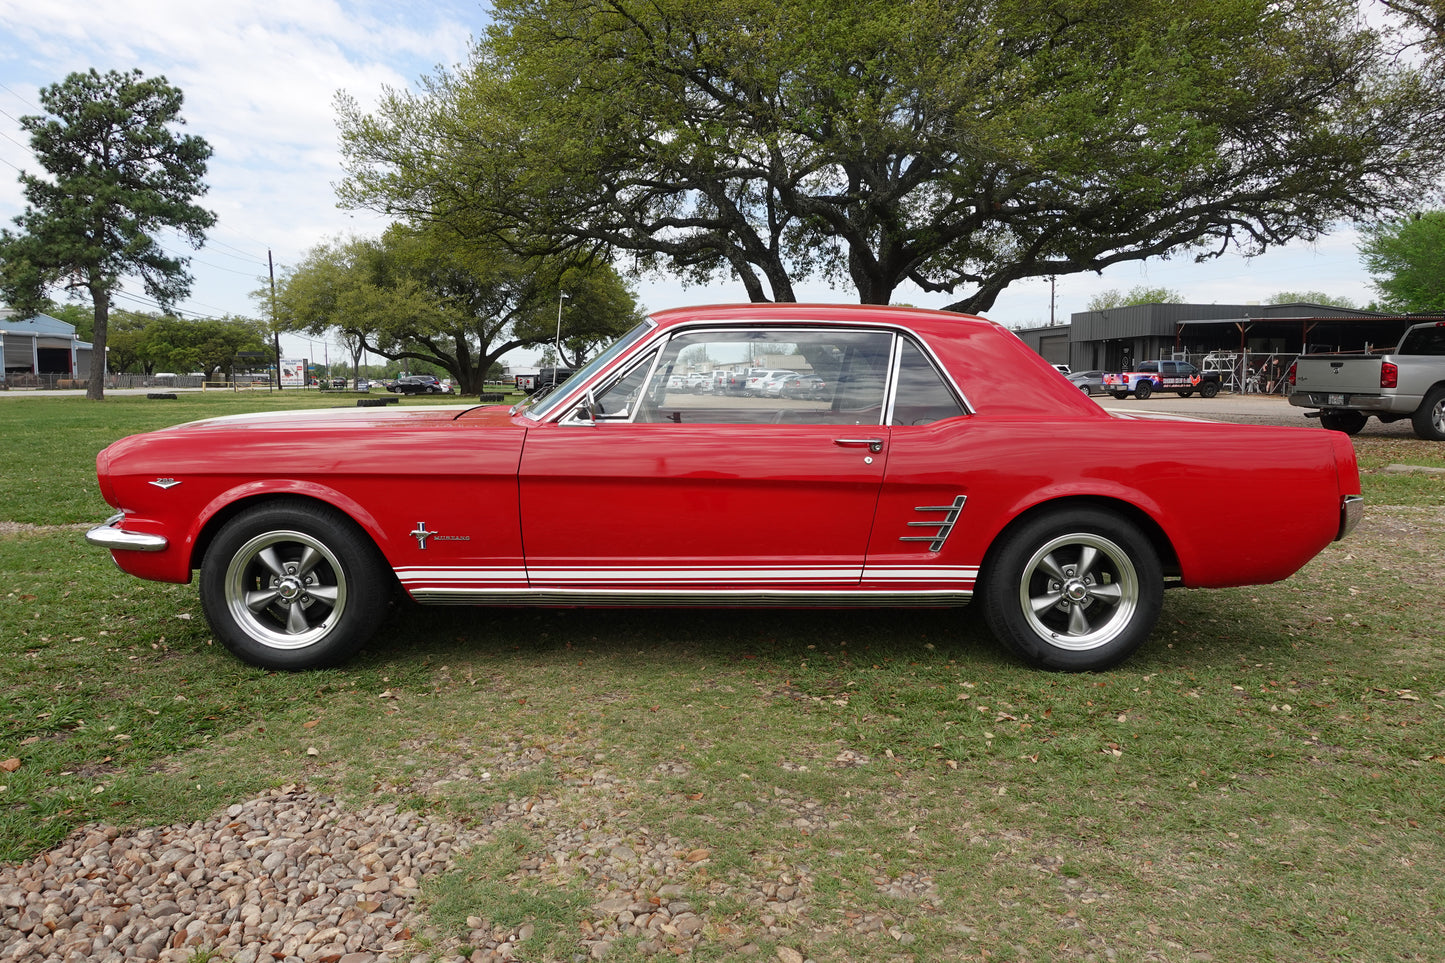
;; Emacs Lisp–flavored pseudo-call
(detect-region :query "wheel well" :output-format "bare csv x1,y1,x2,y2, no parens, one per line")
189,494,380,574
980,496,1181,582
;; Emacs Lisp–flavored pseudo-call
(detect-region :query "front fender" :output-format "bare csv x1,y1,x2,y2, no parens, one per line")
189,480,392,571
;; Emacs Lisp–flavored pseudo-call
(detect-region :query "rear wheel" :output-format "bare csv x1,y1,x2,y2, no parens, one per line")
1412,387,1445,441
1134,380,1153,400
1200,381,1220,398
200,501,389,670
980,508,1163,672
1320,409,1368,435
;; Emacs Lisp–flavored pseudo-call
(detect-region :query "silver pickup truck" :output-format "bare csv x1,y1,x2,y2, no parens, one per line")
1288,321,1445,439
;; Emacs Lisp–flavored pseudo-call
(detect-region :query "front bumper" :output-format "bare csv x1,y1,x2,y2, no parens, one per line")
85,513,168,553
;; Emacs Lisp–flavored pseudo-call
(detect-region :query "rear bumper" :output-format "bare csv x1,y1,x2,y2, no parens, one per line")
85,513,168,553
1289,392,1401,413
1337,495,1365,541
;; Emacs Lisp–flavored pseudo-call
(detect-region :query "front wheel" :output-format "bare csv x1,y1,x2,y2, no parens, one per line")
200,501,390,670
979,508,1163,671
1134,380,1153,400
1412,387,1445,441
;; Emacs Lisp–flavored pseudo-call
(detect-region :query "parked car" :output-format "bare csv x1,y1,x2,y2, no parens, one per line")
1288,320,1445,439
517,368,575,395
87,303,1361,674
745,369,795,396
1067,370,1107,395
1103,361,1222,399
781,374,828,398
389,374,445,394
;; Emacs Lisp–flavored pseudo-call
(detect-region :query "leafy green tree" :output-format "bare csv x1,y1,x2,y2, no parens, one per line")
1086,287,1184,311
272,226,641,393
102,311,156,373
98,311,268,378
0,69,215,399
1358,212,1445,312
338,0,1445,312
1263,291,1359,309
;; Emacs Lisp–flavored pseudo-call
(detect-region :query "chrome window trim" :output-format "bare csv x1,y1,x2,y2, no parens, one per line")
542,316,976,426
883,333,904,426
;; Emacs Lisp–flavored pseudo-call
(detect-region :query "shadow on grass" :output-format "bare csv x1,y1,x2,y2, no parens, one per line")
354,600,1001,671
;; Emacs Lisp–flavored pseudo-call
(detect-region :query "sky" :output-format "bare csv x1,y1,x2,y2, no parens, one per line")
0,0,1386,365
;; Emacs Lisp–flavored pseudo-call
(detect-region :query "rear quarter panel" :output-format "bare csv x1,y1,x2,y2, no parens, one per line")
872,415,1355,589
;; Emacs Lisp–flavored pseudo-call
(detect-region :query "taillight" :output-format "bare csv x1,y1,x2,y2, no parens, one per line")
1288,363,1296,387
1381,362,1398,389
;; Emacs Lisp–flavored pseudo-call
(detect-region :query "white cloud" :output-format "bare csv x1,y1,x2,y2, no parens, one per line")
0,0,476,330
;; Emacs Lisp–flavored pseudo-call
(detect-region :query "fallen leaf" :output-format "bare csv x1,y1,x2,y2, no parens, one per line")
0,758,20,773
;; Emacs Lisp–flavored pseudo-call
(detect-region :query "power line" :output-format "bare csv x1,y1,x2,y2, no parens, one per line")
0,83,38,112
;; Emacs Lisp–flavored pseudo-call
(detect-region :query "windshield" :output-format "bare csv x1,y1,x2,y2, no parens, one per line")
520,319,657,420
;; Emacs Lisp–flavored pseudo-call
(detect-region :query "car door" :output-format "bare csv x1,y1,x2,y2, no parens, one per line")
517,326,895,594
862,337,979,597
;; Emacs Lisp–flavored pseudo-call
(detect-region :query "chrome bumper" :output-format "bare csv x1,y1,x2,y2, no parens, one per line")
1337,495,1364,541
85,513,168,553
1289,392,1395,412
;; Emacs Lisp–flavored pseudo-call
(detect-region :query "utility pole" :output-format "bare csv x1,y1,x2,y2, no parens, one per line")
269,249,282,390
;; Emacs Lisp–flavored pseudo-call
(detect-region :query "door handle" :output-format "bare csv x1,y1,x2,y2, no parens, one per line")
834,438,884,453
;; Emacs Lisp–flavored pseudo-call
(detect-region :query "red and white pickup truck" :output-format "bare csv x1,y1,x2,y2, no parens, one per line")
1103,360,1222,400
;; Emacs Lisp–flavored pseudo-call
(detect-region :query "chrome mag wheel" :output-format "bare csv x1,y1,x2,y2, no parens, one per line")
1016,532,1138,651
223,529,348,651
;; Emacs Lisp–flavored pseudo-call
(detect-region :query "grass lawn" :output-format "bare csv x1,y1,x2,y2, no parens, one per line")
1,391,1442,961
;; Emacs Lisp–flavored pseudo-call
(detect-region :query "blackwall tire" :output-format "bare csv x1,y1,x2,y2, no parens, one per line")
1411,387,1445,441
1134,381,1153,400
1200,381,1220,399
199,501,389,670
979,508,1163,672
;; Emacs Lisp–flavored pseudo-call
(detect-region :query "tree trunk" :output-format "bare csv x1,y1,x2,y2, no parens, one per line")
86,284,109,401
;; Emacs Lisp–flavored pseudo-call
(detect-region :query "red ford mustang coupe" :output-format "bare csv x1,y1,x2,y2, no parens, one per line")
88,304,1363,672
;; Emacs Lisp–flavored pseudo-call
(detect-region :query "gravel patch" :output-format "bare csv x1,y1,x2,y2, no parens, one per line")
0,787,468,963
0,746,934,963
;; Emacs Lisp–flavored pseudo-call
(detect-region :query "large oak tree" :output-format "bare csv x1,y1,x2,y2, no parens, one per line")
272,226,642,393
0,69,215,399
338,0,1445,313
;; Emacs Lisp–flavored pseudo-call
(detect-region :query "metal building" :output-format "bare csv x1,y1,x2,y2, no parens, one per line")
0,310,97,388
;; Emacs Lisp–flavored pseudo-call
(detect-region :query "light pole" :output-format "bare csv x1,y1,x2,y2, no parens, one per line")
555,290,570,370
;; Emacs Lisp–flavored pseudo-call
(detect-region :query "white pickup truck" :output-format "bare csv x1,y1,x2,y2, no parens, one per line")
1288,321,1445,439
